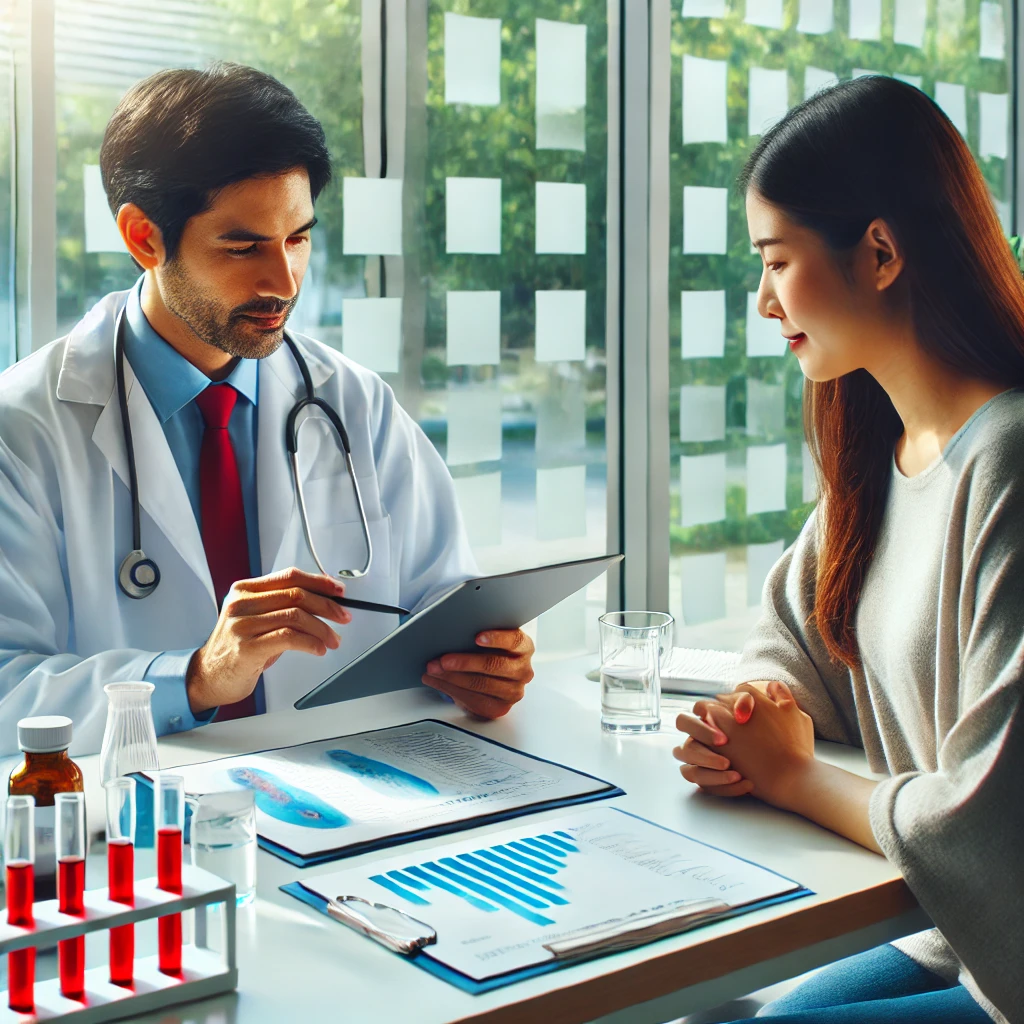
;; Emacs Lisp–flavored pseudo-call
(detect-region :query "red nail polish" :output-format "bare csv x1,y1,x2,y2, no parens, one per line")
735,702,752,725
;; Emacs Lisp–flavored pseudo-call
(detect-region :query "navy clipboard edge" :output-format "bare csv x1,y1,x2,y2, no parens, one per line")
138,718,623,868
280,807,815,995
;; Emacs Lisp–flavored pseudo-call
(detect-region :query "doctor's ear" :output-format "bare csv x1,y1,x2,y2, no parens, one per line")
116,204,166,270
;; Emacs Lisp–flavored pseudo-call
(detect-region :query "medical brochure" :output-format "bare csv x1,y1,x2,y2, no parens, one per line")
284,805,811,993
163,720,622,866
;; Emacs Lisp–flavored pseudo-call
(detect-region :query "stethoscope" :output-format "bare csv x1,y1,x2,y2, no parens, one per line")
114,306,374,599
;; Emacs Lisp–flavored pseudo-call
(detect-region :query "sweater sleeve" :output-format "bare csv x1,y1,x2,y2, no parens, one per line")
734,509,861,745
868,462,1024,1018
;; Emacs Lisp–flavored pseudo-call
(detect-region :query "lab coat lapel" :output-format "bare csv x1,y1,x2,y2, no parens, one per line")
256,336,336,574
91,366,216,609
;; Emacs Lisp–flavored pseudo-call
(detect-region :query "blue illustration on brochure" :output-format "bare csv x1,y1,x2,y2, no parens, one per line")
227,766,352,829
325,748,439,797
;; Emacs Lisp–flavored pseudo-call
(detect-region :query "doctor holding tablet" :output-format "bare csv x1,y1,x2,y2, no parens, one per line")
0,63,533,756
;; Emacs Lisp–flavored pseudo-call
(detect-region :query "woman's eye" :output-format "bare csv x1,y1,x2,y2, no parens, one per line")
768,262,785,272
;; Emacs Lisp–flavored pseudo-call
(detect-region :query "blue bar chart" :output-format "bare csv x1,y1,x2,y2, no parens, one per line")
370,831,580,926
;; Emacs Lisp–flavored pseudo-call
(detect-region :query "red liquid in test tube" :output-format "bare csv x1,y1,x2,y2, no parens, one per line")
55,791,88,1000
105,777,136,988
58,857,86,998
5,796,36,1014
6,861,36,1014
156,775,185,976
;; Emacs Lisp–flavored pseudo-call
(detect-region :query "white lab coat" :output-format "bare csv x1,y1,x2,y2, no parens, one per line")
0,290,477,756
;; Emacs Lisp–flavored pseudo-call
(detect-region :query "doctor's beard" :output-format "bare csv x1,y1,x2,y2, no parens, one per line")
162,257,297,360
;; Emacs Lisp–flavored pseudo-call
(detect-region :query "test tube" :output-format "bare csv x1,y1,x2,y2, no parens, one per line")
155,774,185,976
105,777,136,987
5,795,36,1014
55,791,87,1000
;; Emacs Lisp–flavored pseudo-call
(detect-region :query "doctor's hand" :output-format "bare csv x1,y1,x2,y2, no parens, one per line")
420,630,536,720
186,568,352,715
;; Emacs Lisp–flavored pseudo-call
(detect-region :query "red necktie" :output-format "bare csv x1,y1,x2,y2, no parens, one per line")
196,385,257,721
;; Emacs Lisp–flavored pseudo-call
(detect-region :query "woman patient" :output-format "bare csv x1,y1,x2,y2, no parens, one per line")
674,75,1022,1023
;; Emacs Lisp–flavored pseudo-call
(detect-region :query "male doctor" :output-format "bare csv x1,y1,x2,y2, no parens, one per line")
0,63,534,756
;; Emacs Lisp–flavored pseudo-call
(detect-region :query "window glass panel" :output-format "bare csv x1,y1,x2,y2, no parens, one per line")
670,0,1014,649
0,2,12,369
403,1,612,656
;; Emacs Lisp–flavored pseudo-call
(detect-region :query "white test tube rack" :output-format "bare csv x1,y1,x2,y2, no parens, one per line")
0,864,237,1023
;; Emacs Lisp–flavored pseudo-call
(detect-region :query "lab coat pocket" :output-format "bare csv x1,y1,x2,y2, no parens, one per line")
303,514,396,605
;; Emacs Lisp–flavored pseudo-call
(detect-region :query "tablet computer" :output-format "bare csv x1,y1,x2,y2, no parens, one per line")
295,553,622,710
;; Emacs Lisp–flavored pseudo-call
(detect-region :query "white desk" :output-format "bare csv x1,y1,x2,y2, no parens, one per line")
75,657,928,1024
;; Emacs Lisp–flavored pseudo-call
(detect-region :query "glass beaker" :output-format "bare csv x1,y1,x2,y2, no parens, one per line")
598,611,674,733
188,789,257,905
99,683,160,785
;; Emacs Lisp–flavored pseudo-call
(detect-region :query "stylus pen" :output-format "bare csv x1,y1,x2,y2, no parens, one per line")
328,595,411,617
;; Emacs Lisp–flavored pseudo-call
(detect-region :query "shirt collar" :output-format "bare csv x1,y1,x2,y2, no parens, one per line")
123,278,259,424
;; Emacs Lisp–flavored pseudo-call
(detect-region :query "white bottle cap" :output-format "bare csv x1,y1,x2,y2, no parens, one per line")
17,716,74,753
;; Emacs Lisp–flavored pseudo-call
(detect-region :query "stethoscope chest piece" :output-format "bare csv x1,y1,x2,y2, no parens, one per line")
119,549,161,600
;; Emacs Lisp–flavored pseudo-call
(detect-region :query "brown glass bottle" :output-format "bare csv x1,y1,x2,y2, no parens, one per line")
9,717,84,901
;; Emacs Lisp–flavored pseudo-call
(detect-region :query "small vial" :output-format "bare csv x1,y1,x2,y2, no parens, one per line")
9,716,84,902
105,777,136,988
155,774,185,976
5,795,36,1014
55,791,87,1001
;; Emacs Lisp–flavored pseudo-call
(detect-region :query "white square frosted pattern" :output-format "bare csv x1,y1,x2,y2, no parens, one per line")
536,465,587,541
446,385,502,466
444,13,501,105
747,540,784,606
536,19,587,151
979,1,1005,59
683,56,728,144
680,551,727,625
848,0,881,39
536,290,586,362
683,186,728,254
446,291,501,366
895,72,923,88
679,385,726,443
853,68,884,78
342,177,403,256
745,0,784,28
680,452,727,526
681,291,726,358
797,0,833,34
536,386,586,452
746,293,786,356
748,67,789,136
453,472,502,547
746,378,785,436
746,443,787,514
683,0,727,15
934,82,967,136
979,92,1008,159
893,0,926,47
446,177,502,254
802,441,817,503
536,182,587,254
341,298,402,374
84,165,123,253
804,66,838,98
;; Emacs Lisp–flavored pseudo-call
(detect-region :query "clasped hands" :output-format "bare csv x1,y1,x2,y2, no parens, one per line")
673,680,817,810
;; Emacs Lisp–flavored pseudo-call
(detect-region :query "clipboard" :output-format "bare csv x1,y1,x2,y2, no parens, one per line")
296,553,623,710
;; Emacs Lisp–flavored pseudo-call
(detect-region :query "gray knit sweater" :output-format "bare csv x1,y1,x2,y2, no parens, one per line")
735,389,1024,1023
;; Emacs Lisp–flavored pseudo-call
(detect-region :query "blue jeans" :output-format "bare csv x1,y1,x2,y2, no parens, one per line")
724,944,992,1023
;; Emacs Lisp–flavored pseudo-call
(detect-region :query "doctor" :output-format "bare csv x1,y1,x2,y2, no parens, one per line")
0,63,534,756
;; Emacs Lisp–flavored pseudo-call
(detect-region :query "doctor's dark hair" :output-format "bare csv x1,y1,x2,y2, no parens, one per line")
100,62,332,261
738,75,1024,669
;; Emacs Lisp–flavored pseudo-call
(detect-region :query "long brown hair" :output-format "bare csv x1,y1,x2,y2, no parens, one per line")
738,77,1024,667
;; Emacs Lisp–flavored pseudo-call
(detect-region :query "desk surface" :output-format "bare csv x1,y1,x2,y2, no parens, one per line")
77,658,926,1024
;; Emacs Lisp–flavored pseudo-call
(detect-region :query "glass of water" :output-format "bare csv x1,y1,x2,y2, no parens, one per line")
188,789,257,905
598,611,674,733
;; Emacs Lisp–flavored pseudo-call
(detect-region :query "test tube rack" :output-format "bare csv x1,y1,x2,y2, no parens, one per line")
0,864,237,1023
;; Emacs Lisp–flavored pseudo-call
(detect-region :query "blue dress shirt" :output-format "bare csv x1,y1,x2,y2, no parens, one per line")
121,279,264,730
